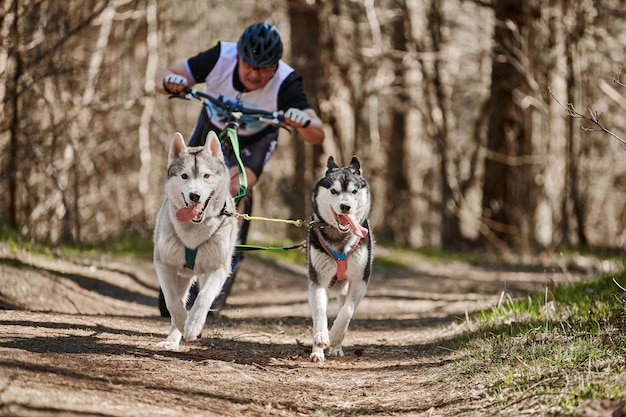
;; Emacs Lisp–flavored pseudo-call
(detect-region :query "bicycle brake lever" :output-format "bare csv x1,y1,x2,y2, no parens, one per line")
168,94,190,101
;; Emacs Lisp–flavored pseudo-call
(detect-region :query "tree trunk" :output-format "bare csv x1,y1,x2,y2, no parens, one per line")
427,0,461,248
562,0,588,247
286,0,324,237
4,0,21,229
381,3,411,244
481,0,539,254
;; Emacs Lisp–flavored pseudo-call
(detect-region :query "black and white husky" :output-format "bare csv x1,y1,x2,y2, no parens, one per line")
307,156,373,362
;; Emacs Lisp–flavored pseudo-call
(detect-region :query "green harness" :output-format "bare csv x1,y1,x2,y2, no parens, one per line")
184,247,197,270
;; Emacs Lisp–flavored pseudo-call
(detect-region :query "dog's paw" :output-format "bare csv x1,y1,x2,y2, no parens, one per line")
157,330,182,350
310,347,325,363
313,331,329,349
156,340,180,351
183,327,201,342
327,345,344,357
183,313,205,341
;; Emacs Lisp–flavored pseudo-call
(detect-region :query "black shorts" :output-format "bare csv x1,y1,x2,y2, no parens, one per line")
188,109,278,178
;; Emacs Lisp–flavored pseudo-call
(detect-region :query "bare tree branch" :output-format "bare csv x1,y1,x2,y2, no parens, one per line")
613,277,626,292
614,67,626,88
460,0,495,8
548,86,626,147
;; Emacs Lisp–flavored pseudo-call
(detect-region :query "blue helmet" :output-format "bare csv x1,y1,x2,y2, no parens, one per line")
237,22,283,67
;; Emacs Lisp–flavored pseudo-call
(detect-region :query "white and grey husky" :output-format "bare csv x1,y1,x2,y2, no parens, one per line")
307,156,373,362
153,131,238,350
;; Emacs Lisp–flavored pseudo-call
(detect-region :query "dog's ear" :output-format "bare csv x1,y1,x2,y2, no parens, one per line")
325,156,339,175
169,132,187,162
205,131,224,160
348,156,361,175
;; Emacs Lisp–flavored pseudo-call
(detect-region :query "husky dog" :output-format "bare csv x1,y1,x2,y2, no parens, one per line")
307,156,373,362
153,131,238,350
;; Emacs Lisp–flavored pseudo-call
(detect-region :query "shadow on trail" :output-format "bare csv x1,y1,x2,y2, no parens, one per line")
0,317,163,342
0,256,156,307
216,313,462,333
194,335,462,368
1,313,464,362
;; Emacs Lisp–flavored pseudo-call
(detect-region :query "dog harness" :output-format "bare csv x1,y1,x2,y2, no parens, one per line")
183,203,231,270
317,231,361,285
184,247,197,270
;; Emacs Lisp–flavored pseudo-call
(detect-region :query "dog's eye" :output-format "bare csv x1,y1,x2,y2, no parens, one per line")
204,173,210,179
352,189,358,194
330,189,338,195
181,174,189,179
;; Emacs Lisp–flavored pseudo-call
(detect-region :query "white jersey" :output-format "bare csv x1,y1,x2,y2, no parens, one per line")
199,42,293,136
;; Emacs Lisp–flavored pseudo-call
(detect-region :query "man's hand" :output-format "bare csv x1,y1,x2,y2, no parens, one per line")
163,74,188,95
284,108,311,128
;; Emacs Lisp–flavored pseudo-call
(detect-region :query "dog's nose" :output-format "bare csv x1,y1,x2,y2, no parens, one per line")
189,192,201,203
340,203,351,213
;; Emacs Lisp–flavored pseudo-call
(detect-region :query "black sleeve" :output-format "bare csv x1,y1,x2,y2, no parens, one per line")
186,42,221,84
277,71,312,111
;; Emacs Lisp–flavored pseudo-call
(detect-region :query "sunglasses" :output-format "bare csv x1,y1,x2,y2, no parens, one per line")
240,60,277,74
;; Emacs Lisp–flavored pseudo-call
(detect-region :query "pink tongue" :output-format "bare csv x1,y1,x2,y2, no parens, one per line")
176,204,203,223
345,214,368,238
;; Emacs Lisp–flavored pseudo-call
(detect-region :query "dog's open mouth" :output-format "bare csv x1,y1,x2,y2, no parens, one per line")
331,208,369,238
176,199,209,223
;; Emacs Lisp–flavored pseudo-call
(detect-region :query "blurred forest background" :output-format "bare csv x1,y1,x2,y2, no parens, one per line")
1,0,625,259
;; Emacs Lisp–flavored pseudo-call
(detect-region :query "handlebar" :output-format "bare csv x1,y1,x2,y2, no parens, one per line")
174,86,285,126
170,86,311,128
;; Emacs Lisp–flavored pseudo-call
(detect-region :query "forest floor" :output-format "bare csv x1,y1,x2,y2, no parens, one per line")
0,242,616,416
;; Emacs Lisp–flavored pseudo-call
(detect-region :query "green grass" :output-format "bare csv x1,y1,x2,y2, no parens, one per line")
0,224,154,261
454,271,626,415
81,234,154,260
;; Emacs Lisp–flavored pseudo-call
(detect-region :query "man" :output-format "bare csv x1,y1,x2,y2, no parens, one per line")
155,22,325,196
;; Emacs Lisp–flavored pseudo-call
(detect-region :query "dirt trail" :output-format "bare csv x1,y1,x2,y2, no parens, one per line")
0,245,613,416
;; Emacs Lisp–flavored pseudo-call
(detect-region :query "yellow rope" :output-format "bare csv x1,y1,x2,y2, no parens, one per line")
236,213,305,228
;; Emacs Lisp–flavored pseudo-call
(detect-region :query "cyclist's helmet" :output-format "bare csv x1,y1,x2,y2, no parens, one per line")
237,22,283,67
